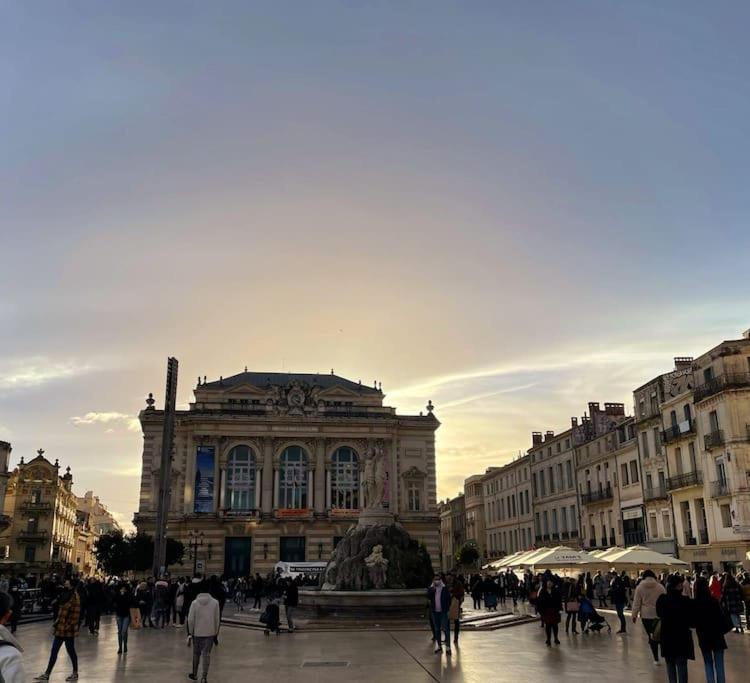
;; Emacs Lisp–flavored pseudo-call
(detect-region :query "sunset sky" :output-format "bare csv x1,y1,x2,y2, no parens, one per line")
2,2,749,530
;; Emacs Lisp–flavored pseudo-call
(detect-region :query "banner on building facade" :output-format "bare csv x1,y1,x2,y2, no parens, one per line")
194,446,215,513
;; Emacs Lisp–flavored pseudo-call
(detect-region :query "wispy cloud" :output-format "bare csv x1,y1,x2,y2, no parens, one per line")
0,358,92,390
70,412,140,432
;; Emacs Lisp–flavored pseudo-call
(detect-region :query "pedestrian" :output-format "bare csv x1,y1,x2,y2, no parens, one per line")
262,598,281,636
33,578,81,681
113,583,133,655
632,569,667,666
284,577,299,633
470,575,483,610
610,572,628,634
720,573,744,634
154,577,170,628
537,579,562,646
135,581,153,628
740,572,750,630
174,577,186,626
594,570,608,608
693,577,728,683
562,577,579,634
0,591,25,682
252,573,264,610
85,578,104,635
656,574,695,683
427,574,452,656
449,577,464,646
186,580,220,683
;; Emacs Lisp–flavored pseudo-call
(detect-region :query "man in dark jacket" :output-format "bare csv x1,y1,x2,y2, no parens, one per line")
610,574,628,633
656,574,696,683
284,579,299,633
427,574,452,656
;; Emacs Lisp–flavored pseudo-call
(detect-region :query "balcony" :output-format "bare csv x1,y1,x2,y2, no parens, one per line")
710,480,730,499
704,430,725,450
694,372,750,403
661,420,695,444
698,529,709,545
581,485,613,505
16,530,48,544
684,533,697,546
644,486,668,502
624,530,646,546
667,470,702,492
20,501,52,513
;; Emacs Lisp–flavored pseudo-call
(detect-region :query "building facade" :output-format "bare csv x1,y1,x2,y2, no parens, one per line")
463,474,486,564
0,442,12,533
438,493,465,571
529,423,580,549
482,454,533,561
0,451,78,581
77,491,121,536
134,371,441,577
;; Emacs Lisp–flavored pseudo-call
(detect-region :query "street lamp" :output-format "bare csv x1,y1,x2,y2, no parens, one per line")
188,530,204,576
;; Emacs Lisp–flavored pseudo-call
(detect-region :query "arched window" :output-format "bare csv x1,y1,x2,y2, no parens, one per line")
330,447,359,510
226,445,257,511
278,446,308,509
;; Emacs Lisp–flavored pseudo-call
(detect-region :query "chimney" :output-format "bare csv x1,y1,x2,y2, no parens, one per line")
604,402,625,417
674,357,693,369
571,417,578,428
588,402,600,416
545,430,555,441
532,432,543,446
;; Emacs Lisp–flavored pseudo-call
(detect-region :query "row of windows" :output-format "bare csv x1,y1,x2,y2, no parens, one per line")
531,438,572,463
486,489,531,523
531,460,575,499
487,526,533,555
484,467,529,496
534,505,578,536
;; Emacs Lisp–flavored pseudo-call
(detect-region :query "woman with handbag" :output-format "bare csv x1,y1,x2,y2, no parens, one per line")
720,573,744,634
562,578,579,634
633,570,667,665
693,577,728,683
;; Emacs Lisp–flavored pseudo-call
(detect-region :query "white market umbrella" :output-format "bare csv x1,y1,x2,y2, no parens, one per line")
528,546,602,568
593,547,625,561
511,547,552,568
494,550,527,568
603,545,688,569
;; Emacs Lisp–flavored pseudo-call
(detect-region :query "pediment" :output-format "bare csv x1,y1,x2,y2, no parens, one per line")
222,383,270,397
401,466,427,480
316,385,365,399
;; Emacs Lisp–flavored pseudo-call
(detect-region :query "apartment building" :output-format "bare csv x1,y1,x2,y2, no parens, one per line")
439,493,465,571
689,334,750,571
464,474,487,564
482,454,533,560
529,424,579,548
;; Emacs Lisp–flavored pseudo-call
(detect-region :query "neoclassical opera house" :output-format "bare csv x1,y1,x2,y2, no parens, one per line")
134,371,440,577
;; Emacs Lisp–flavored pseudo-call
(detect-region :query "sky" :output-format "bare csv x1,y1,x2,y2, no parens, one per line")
2,1,749,530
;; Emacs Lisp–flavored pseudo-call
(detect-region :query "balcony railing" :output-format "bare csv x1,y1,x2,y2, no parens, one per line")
581,485,613,505
624,530,646,546
710,480,730,498
661,420,695,444
684,533,697,546
20,501,53,512
698,529,709,545
644,486,668,502
16,530,48,544
694,372,750,403
704,430,725,450
667,470,702,491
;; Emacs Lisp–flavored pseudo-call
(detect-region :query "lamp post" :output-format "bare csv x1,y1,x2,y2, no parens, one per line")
188,530,204,575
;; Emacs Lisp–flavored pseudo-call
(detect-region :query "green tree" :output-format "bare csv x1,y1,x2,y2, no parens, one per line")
456,542,480,568
93,530,129,576
93,531,185,575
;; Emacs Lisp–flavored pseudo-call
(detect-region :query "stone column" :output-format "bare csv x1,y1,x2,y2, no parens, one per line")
389,434,398,514
262,438,273,514
255,469,262,511
273,469,280,509
308,469,315,510
314,440,325,513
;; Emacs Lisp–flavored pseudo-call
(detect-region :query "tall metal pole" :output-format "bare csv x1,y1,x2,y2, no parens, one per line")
152,357,178,577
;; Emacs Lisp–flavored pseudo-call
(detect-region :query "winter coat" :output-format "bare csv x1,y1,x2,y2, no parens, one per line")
187,593,221,638
114,591,134,618
284,583,299,608
693,597,727,653
536,587,562,626
54,592,81,638
721,584,744,615
632,577,666,620
427,584,451,613
0,623,25,683
656,591,695,661
610,576,627,605
594,575,607,598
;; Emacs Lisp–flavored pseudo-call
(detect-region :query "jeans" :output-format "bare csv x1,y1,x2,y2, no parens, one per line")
615,602,626,632
253,595,262,609
729,613,742,630
431,611,450,648
545,623,559,643
641,618,660,662
46,636,78,674
155,607,169,628
701,649,725,683
665,657,688,683
472,597,481,609
192,636,214,679
565,611,578,633
116,615,130,650
87,605,101,633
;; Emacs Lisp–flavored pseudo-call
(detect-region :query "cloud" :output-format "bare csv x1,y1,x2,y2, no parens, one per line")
0,357,92,390
70,412,140,432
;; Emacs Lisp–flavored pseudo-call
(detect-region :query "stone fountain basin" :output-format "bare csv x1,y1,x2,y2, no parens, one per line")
299,588,428,616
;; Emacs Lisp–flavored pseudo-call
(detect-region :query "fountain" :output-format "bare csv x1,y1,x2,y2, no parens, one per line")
300,442,434,615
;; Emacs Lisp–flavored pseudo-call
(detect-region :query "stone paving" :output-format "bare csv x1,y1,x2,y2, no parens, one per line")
16,609,750,682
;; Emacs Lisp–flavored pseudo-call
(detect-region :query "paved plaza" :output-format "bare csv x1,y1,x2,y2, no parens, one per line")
16,609,750,682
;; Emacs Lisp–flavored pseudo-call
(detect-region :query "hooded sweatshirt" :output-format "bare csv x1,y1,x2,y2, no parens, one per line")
0,623,25,683
187,593,220,638
632,576,666,620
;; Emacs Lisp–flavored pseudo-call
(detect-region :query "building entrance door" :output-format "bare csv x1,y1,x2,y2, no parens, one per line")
224,537,251,577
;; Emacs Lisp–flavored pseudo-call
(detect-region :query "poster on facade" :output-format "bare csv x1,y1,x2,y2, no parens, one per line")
194,446,215,513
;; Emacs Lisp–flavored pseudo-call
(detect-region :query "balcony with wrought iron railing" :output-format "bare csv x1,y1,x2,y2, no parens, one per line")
661,420,695,444
698,529,709,544
667,470,703,492
20,501,52,513
710,480,730,498
644,485,668,502
581,485,614,505
16,530,49,544
704,429,725,450
624,530,647,546
694,372,750,403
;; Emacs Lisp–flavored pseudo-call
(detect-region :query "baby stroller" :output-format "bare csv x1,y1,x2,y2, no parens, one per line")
578,596,611,634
